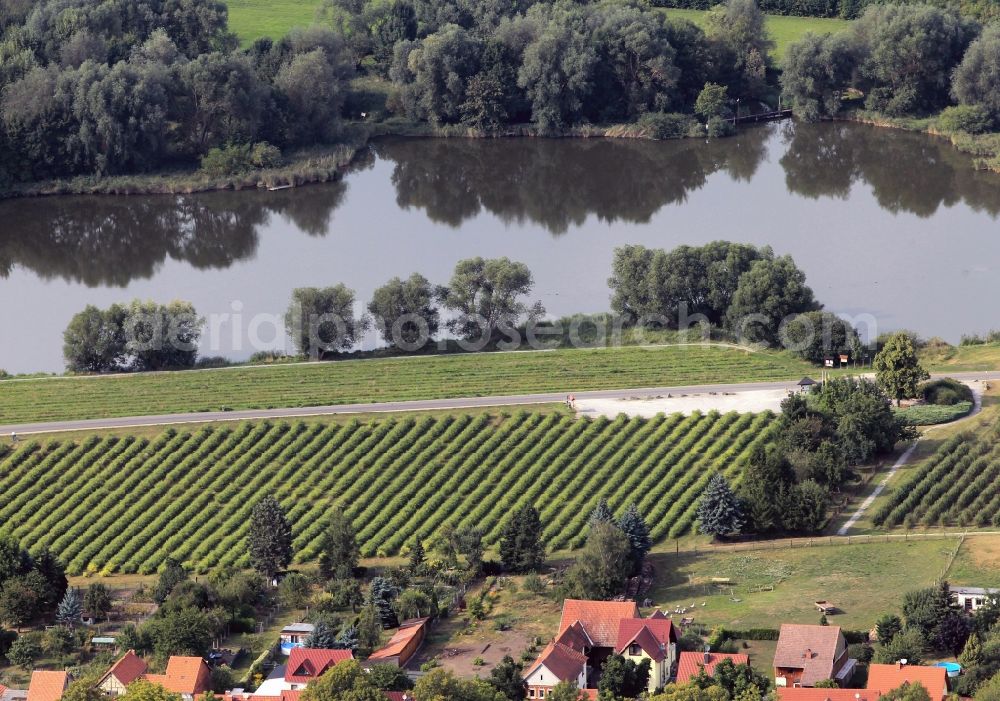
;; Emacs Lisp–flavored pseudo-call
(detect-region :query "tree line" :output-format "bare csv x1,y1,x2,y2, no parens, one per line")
63,244,870,372
698,334,923,538
0,0,780,187
782,2,1000,127
649,0,999,22
0,0,355,185
370,0,773,133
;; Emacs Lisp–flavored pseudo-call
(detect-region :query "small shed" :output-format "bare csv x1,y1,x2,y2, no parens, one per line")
797,377,818,392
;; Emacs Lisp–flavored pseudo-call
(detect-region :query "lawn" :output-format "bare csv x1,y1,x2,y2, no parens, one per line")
646,538,963,631
222,0,853,62
660,8,852,62
0,345,815,425
225,0,322,44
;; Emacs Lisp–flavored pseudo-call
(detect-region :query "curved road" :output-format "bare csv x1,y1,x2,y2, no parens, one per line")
2,371,997,436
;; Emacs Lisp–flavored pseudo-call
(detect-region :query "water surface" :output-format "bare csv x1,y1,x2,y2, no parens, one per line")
2,121,999,374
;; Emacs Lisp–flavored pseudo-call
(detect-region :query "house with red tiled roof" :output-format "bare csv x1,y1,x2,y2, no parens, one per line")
368,618,429,669
284,649,354,689
774,625,856,688
143,656,212,701
526,599,678,697
676,651,751,685
97,650,149,696
525,639,589,699
26,671,69,701
866,663,948,701
616,615,679,691
777,688,876,701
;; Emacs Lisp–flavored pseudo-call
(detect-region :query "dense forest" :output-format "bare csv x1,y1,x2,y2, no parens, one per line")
0,0,776,186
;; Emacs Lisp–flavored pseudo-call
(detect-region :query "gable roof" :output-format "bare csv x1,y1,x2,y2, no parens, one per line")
284,649,354,683
368,618,429,663
777,689,875,701
616,617,677,660
774,624,846,686
101,650,148,687
26,671,69,701
555,621,592,652
866,665,948,701
526,641,588,684
558,600,640,648
143,657,212,695
676,651,751,685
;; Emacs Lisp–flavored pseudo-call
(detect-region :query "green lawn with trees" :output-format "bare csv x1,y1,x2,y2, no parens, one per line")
660,8,852,62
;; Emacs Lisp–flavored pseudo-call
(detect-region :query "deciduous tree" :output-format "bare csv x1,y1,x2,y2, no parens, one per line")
247,497,293,580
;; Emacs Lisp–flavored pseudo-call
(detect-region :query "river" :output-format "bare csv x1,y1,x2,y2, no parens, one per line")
2,121,999,374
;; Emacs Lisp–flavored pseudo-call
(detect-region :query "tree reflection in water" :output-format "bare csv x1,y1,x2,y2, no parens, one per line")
0,122,997,287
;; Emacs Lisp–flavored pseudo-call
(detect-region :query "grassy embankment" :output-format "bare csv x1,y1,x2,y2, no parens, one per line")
0,344,813,424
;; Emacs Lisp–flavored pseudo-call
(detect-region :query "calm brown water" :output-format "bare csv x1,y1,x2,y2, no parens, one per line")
2,121,999,374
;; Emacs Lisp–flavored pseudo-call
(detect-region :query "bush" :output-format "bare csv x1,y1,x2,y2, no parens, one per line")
523,573,545,594
638,112,696,139
707,116,736,138
938,105,994,135
896,402,973,425
200,142,282,176
720,628,781,641
920,378,974,405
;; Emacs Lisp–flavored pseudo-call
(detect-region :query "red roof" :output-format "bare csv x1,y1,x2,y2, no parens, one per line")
527,641,588,683
558,600,639,648
555,621,592,651
774,624,847,687
27,671,69,701
104,650,148,686
285,649,354,683
616,618,677,661
777,689,875,701
368,618,429,663
676,651,750,685
867,664,948,701
144,656,212,695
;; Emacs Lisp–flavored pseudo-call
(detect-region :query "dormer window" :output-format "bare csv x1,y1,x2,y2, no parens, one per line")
629,643,641,656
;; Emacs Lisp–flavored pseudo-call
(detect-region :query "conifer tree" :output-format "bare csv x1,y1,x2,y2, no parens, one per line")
618,503,652,576
56,588,82,628
697,474,746,538
408,538,426,575
247,496,293,580
499,505,545,573
317,510,359,580
588,499,615,527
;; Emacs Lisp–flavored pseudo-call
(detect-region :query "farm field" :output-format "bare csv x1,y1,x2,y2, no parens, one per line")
0,345,813,425
872,416,1000,529
0,409,776,575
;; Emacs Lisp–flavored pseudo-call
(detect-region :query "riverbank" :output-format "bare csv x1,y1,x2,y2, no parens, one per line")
840,109,1000,173
0,141,363,199
0,114,719,200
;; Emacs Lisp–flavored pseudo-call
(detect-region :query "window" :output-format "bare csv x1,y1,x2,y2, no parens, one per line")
629,644,641,656
529,690,535,698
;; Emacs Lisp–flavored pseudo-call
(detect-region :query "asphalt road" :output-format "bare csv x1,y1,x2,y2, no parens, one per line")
2,371,997,436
